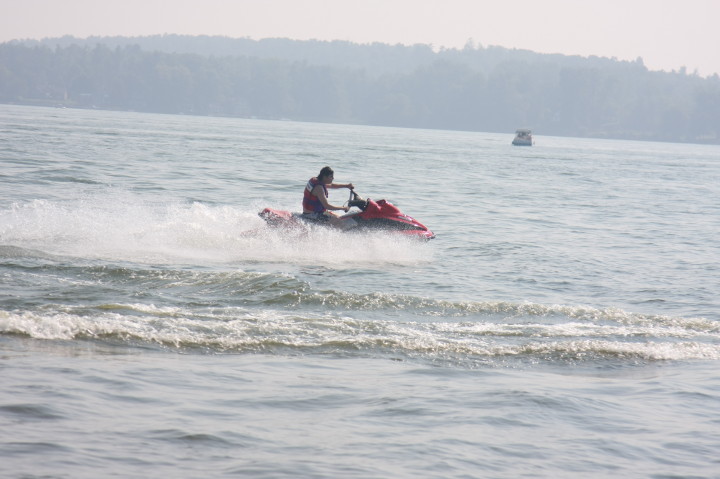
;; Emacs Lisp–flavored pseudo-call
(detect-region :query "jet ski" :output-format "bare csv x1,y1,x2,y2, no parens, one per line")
259,190,435,240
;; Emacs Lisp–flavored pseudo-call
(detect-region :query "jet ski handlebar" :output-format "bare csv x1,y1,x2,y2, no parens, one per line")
347,189,369,210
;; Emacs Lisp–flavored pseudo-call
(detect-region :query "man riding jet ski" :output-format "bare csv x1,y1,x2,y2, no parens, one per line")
300,166,355,227
258,166,434,240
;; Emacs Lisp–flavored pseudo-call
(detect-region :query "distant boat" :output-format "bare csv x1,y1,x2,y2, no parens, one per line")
512,129,533,146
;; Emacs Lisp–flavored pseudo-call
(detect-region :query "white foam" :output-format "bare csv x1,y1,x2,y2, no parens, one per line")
3,306,719,361
0,192,432,267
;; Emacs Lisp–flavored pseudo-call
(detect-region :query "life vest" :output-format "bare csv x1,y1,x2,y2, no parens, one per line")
302,177,328,213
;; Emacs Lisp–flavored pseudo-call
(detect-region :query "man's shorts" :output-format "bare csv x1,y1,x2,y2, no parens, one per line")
301,211,331,223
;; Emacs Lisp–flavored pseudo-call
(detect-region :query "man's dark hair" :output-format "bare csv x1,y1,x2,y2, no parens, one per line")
318,166,334,181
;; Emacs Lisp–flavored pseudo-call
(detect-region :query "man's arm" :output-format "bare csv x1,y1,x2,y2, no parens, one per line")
313,185,348,212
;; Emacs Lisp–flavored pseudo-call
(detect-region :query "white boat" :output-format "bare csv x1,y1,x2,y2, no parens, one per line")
512,129,533,146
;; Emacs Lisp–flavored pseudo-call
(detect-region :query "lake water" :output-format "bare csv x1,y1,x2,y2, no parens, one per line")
1,104,719,478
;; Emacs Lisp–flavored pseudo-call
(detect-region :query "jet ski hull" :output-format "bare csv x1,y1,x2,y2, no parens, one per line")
259,195,434,240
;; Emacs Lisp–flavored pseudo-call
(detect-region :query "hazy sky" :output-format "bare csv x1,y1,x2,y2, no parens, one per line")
2,0,718,76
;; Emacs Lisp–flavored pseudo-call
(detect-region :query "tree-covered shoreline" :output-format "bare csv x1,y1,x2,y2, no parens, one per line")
2,35,718,144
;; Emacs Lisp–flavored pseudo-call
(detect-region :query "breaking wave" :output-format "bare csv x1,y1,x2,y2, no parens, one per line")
2,297,718,365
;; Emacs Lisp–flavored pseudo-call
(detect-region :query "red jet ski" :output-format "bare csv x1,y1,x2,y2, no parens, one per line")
259,190,435,240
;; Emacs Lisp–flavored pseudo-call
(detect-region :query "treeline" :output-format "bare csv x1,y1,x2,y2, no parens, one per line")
1,35,719,144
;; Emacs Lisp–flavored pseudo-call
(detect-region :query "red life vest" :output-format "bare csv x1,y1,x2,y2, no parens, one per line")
302,177,328,212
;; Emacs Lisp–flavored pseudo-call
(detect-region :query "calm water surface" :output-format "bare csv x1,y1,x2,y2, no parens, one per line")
1,104,719,478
